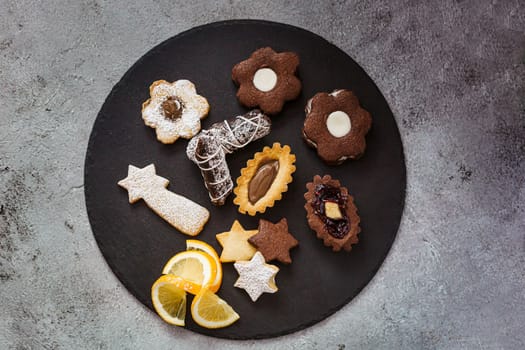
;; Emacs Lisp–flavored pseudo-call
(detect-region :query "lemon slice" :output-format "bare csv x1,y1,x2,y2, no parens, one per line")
151,275,187,326
162,250,217,294
191,288,240,329
186,240,222,293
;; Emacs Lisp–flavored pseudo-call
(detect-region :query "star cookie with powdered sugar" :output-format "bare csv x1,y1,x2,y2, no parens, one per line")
234,252,279,302
117,164,209,236
118,164,169,203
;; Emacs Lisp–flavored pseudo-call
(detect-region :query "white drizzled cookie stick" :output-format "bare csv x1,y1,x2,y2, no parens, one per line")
118,164,209,236
216,110,272,154
187,110,271,206
194,136,233,205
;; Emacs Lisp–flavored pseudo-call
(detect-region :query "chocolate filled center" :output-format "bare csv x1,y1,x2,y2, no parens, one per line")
161,96,184,120
248,160,279,204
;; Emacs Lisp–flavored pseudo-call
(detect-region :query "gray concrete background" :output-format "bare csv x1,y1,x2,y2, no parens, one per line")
0,0,524,349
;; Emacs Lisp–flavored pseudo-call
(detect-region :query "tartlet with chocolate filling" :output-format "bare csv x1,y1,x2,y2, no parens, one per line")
304,175,360,252
233,143,296,216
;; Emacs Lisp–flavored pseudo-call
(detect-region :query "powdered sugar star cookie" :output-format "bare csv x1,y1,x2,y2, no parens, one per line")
234,252,279,302
117,164,209,236
142,80,210,144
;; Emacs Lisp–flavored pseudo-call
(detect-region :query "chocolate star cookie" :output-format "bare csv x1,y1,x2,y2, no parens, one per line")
248,218,298,264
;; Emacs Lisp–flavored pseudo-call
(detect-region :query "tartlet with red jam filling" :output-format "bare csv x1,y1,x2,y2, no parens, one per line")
304,175,360,252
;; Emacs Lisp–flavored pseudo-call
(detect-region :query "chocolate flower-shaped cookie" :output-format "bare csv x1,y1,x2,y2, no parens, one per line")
232,47,301,115
302,90,372,165
142,79,209,144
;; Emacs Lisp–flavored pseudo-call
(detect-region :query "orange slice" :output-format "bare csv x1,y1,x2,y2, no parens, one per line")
186,239,222,292
162,250,216,295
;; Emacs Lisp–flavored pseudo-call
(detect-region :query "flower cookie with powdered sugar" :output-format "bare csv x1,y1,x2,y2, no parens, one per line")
142,80,210,144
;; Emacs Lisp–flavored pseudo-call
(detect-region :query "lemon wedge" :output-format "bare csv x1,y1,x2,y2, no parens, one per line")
151,275,187,326
191,288,240,329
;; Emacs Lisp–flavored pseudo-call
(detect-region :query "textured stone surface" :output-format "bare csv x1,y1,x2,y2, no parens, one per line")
0,0,524,348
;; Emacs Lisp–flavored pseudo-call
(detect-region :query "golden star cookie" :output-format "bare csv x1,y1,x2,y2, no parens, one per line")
215,220,258,262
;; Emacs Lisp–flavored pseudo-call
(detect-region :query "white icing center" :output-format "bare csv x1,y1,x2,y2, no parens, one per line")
326,111,351,138
253,68,277,92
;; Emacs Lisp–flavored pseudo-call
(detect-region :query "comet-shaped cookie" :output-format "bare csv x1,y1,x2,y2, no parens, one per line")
117,164,209,236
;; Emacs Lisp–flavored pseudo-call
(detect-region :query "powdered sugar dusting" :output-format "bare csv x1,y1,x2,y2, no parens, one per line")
233,252,279,302
117,164,209,236
142,189,209,236
142,80,209,144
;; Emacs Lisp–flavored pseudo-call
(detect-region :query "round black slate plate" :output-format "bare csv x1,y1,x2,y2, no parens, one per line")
84,20,406,339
